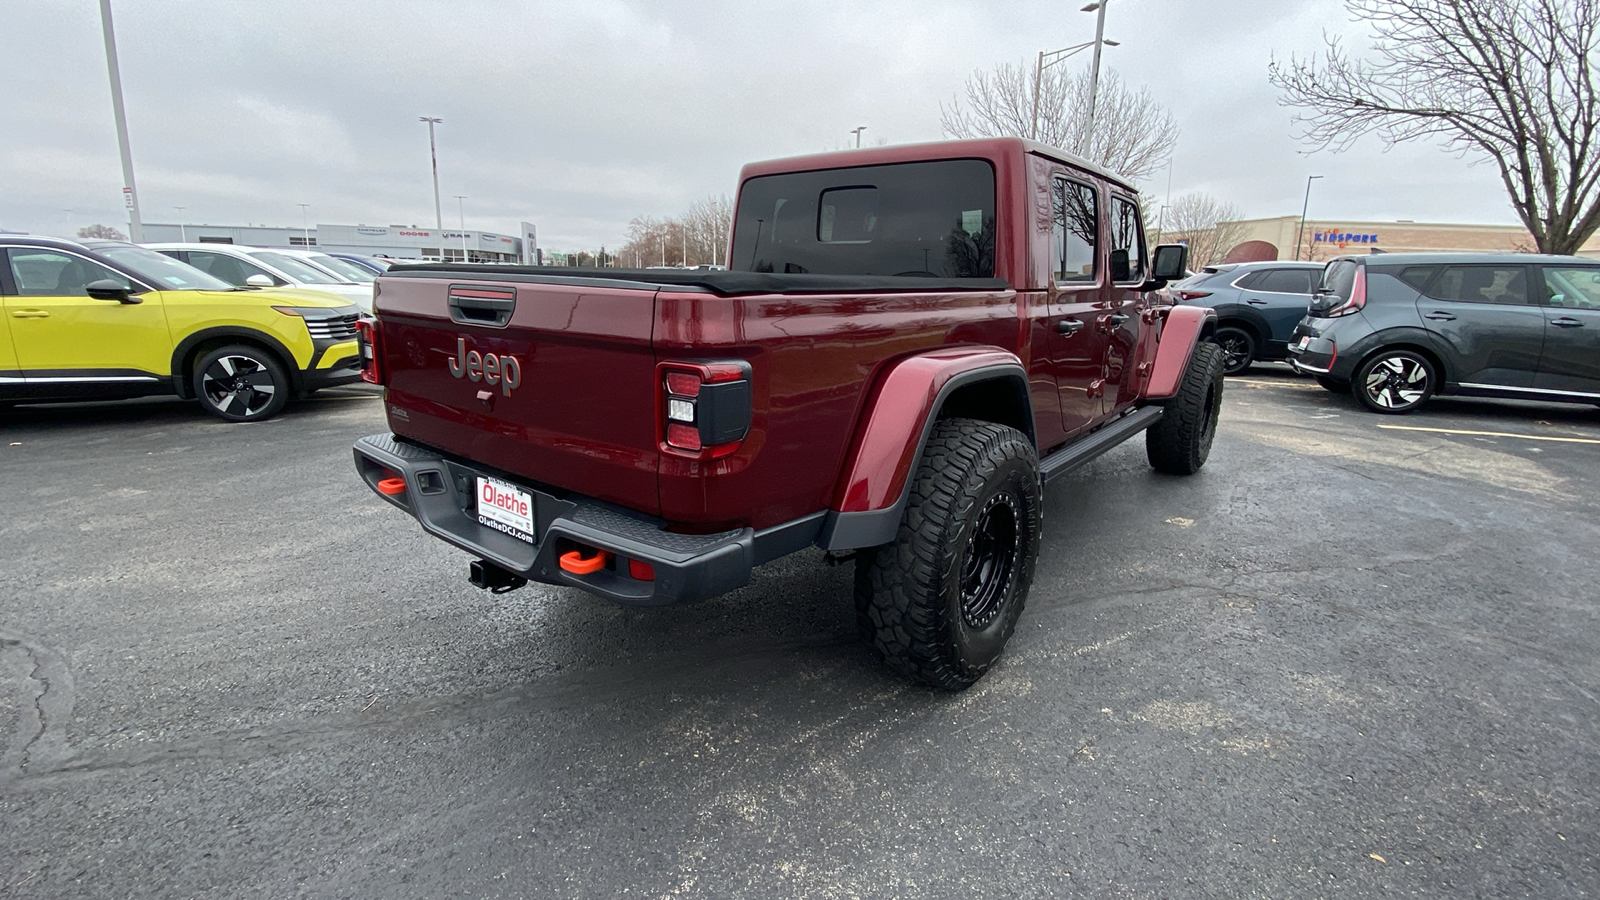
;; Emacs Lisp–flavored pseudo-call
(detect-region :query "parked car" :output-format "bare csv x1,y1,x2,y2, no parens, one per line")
0,236,363,420
328,253,394,275
1171,260,1325,375
353,137,1220,690
276,248,378,285
1289,252,1600,413
145,242,373,311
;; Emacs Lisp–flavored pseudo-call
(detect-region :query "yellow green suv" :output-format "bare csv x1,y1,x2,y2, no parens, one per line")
0,235,363,421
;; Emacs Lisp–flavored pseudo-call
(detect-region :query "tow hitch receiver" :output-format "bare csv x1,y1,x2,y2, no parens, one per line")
469,558,527,594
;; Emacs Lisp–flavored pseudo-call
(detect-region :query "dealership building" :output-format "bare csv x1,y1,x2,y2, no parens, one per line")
1220,216,1600,263
139,221,540,264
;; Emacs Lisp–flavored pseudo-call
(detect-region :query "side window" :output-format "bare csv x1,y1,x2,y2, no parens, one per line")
1398,266,1437,291
1427,266,1529,305
1110,196,1145,283
188,252,277,286
1052,177,1098,283
1257,268,1316,294
6,250,131,297
1233,270,1266,290
1542,267,1600,309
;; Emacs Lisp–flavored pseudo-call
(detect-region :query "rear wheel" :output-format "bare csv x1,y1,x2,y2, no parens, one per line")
1214,326,1256,375
1353,349,1435,414
855,418,1041,691
1146,341,1225,475
193,344,290,422
1315,375,1350,394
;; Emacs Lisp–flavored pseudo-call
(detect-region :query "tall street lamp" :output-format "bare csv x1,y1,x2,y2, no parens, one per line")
297,203,312,247
420,116,444,233
174,206,186,241
850,126,867,148
98,0,143,241
1079,1,1113,155
454,195,469,262
1030,38,1117,143
1295,175,1324,261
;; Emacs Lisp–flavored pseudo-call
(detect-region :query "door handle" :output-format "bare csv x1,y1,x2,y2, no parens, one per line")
11,310,50,318
1246,299,1268,306
1097,313,1129,332
1056,318,1085,335
1424,311,1457,321
1551,317,1584,328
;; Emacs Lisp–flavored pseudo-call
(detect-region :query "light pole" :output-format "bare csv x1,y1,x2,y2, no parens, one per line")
850,126,867,148
1295,175,1324,261
297,203,311,247
1079,1,1113,154
420,116,444,233
454,195,468,262
174,206,186,241
98,0,143,241
1029,39,1116,142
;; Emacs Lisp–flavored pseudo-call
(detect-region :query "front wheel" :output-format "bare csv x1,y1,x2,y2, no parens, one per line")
1146,341,1225,475
1214,326,1256,376
193,344,290,422
1353,349,1435,414
855,418,1042,691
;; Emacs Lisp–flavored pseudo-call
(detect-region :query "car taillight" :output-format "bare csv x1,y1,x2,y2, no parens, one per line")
1173,290,1212,301
1324,266,1367,317
355,317,383,384
658,360,752,459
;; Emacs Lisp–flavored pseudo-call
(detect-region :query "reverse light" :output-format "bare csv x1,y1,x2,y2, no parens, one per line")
355,317,383,384
659,360,752,458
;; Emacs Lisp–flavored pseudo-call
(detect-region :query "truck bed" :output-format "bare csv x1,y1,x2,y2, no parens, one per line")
382,263,1011,296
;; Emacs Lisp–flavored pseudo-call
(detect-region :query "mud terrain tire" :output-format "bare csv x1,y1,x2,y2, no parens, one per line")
855,418,1042,691
1146,340,1224,475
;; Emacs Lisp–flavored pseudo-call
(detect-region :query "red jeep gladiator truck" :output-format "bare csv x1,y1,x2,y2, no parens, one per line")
353,137,1222,690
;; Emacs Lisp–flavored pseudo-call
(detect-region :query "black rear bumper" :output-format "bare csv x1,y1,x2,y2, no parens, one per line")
353,433,822,606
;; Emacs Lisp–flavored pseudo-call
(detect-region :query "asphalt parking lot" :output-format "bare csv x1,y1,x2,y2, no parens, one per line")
2,370,1597,898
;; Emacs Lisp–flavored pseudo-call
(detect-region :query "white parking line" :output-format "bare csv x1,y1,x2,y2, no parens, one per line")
1375,424,1600,445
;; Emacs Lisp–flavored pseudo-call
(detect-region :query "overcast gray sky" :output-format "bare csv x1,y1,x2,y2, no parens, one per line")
1,0,1517,251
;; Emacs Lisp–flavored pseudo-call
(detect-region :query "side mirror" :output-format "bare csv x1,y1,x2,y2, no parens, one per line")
86,279,139,304
1151,244,1188,282
244,274,275,288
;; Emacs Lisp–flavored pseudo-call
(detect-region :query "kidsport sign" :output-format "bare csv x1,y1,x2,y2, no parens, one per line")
1314,230,1380,248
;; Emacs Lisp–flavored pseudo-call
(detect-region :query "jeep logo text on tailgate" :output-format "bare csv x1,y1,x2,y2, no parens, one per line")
448,337,522,397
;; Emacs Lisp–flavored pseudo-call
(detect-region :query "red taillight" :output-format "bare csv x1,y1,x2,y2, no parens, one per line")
1325,266,1368,317
1174,290,1212,301
355,317,383,384
659,360,752,458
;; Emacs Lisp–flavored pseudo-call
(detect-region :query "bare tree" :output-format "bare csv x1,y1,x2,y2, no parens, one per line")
77,224,126,240
1162,193,1247,268
617,195,734,268
1269,0,1600,256
941,62,1179,183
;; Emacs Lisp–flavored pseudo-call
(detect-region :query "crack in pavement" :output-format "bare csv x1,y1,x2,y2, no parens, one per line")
0,628,74,780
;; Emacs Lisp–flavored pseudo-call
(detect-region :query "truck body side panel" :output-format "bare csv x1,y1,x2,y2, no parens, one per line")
654,289,1021,530
376,276,662,515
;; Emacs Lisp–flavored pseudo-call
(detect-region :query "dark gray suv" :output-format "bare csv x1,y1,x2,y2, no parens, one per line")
1172,261,1324,374
1288,253,1600,413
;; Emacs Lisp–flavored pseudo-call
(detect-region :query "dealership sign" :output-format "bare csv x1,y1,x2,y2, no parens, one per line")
356,227,388,236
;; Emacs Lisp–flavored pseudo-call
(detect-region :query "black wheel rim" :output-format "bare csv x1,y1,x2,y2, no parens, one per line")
960,492,1020,629
1218,334,1251,372
201,355,277,418
1363,355,1428,409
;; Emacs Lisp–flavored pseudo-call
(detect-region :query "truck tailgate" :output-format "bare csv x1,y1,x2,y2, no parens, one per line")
374,275,660,516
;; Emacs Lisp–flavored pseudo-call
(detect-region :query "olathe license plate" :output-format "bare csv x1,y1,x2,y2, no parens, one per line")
476,476,535,543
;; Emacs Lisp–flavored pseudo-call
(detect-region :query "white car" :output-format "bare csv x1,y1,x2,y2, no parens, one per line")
145,243,374,311
274,248,379,287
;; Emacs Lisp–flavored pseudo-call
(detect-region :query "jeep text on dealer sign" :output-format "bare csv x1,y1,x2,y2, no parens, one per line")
353,137,1222,690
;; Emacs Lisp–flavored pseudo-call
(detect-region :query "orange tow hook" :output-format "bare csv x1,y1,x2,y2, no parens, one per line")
559,548,610,575
376,476,407,496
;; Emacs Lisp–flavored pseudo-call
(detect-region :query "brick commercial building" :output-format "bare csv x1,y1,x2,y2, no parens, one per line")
1222,216,1600,263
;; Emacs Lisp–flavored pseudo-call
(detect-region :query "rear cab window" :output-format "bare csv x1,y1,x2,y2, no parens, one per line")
1051,176,1098,284
731,159,996,277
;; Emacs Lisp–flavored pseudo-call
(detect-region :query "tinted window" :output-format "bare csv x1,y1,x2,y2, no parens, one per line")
1255,268,1316,294
1427,265,1528,305
730,159,996,277
1542,266,1600,309
1397,266,1437,291
1234,270,1266,290
1111,197,1145,282
97,245,231,291
1052,177,1097,283
6,249,131,296
1320,260,1359,301
186,251,279,287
